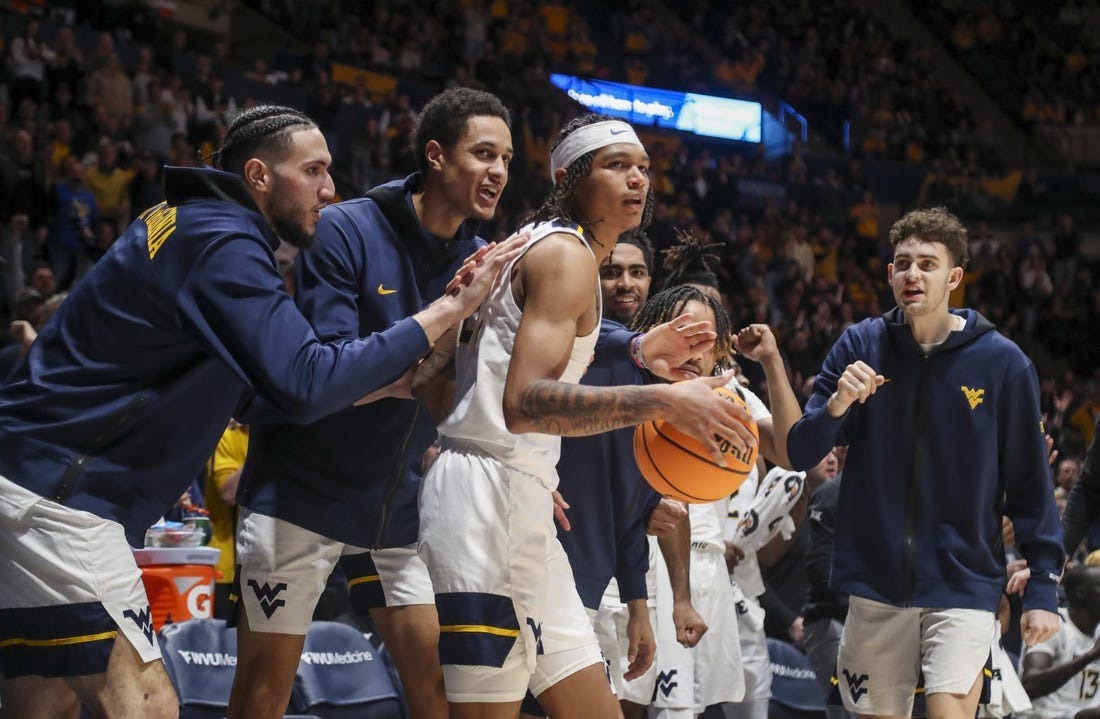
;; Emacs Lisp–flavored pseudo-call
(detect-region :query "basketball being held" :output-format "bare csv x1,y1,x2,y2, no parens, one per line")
633,386,759,503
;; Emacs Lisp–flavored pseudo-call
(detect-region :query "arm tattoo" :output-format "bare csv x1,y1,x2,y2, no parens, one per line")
519,379,671,435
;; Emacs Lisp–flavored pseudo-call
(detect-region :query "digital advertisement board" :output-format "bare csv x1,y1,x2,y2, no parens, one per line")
550,73,762,143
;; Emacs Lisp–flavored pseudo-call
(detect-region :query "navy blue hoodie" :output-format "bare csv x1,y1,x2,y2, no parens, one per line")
239,174,485,548
0,167,429,546
787,308,1063,614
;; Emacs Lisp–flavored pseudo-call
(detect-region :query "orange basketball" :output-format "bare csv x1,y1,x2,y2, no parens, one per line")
633,386,759,503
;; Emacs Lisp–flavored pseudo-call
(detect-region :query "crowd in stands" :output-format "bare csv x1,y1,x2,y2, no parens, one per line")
911,0,1100,128
1,1,1097,462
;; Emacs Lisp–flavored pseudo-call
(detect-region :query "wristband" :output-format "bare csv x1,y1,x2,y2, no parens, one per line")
630,333,648,370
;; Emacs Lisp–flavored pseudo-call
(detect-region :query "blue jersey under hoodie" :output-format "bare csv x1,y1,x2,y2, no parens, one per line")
0,167,429,547
238,174,486,548
786,308,1063,614
556,319,661,610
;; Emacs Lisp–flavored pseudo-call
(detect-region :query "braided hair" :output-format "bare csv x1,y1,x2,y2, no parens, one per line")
628,284,734,374
213,105,318,175
662,229,723,289
530,113,655,241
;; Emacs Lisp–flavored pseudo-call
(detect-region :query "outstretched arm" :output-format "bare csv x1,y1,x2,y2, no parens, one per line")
502,237,756,462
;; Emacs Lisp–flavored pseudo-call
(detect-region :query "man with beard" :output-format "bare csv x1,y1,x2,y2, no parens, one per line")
228,88,515,719
0,105,515,719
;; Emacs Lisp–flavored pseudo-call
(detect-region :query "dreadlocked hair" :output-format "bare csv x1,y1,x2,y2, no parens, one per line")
529,113,655,240
628,284,734,372
663,229,723,289
213,105,317,175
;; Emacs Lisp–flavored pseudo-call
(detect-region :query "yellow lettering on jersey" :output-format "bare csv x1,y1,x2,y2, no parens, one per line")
142,203,177,259
961,386,985,410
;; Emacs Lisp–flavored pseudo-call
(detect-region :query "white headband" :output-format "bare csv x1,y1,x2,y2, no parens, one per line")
549,120,643,180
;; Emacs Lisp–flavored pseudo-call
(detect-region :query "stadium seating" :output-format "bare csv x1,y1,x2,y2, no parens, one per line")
289,620,404,719
767,638,827,719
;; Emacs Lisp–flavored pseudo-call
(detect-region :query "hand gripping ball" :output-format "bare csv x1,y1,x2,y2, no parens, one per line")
633,386,759,503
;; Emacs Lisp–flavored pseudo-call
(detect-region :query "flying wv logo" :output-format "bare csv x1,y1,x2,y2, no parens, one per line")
961,386,985,410
525,618,544,655
653,669,678,700
247,580,287,619
123,606,155,645
843,669,870,703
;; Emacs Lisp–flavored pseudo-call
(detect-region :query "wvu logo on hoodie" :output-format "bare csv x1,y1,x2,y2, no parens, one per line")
961,386,985,410
140,203,177,260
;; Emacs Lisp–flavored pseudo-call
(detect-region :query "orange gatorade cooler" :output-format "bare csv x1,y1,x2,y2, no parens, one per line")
132,547,220,630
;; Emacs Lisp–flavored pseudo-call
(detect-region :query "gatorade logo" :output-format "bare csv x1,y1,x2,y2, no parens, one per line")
173,576,213,620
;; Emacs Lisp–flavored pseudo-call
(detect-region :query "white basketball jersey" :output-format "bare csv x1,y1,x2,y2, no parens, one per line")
1020,608,1100,719
437,220,600,490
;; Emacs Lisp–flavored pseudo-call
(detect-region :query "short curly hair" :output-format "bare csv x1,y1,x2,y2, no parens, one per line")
889,206,969,268
413,88,511,175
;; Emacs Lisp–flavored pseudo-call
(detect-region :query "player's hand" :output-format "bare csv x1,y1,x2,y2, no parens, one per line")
444,231,529,299
647,497,687,536
638,312,718,381
552,490,571,532
827,361,885,417
731,324,779,363
672,600,708,648
789,615,805,647
725,541,745,573
624,603,655,680
1021,609,1060,647
353,365,416,406
665,372,757,465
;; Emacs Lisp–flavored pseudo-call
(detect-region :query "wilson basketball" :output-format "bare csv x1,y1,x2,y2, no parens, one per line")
633,386,759,503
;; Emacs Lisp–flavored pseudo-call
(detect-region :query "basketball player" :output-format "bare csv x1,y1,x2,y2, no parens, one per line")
547,229,708,719
228,88,515,719
417,114,757,717
228,92,719,719
1017,564,1100,719
786,207,1063,719
0,106,515,718
631,278,802,719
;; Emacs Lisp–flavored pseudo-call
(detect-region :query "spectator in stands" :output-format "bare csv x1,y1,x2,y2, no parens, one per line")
47,26,85,100
84,139,134,229
47,153,98,290
9,19,54,109
85,52,134,131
